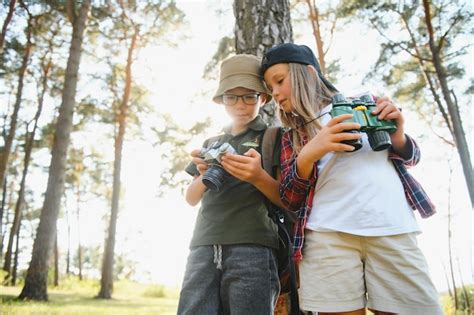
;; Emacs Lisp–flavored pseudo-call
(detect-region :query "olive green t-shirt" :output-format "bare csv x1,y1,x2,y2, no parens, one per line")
185,116,279,249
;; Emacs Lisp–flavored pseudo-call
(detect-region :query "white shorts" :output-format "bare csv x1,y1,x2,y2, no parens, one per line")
299,230,442,315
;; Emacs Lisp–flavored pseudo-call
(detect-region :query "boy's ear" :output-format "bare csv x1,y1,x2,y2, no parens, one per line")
259,93,269,105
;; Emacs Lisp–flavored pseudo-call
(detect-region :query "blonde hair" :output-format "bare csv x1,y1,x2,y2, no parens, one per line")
278,63,336,154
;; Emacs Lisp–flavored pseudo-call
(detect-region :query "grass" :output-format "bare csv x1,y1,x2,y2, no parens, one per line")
0,279,179,315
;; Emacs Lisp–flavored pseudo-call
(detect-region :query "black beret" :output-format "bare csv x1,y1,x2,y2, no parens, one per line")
261,43,338,92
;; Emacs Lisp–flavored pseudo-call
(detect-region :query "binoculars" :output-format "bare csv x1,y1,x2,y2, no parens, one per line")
330,93,397,151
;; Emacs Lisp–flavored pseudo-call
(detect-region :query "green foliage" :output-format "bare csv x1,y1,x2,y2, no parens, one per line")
442,285,474,315
203,36,235,80
142,284,166,298
152,114,212,195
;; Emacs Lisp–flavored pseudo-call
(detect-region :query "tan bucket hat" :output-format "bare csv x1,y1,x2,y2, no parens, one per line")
213,54,272,104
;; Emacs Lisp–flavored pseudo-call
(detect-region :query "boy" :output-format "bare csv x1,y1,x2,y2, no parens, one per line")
178,54,282,314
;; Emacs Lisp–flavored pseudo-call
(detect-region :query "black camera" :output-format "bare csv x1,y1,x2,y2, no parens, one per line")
200,142,237,192
330,93,397,151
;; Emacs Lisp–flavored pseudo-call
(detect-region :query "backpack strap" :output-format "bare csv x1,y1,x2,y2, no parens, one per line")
261,126,300,315
261,126,282,177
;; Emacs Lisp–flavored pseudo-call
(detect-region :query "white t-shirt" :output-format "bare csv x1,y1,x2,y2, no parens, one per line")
306,104,420,236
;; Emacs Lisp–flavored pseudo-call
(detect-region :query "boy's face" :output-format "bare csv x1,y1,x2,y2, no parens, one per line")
223,87,266,128
263,63,292,113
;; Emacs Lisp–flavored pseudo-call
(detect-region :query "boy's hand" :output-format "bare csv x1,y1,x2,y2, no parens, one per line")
371,96,406,149
220,148,264,184
191,149,208,176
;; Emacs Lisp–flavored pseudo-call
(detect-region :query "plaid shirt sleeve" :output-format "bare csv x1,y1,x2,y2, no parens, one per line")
279,130,319,262
389,135,436,218
279,130,317,211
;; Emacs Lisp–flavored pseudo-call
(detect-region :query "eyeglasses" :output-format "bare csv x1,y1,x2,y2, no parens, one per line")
222,93,261,106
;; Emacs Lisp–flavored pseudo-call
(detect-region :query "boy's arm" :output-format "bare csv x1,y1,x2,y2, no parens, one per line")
185,175,207,206
184,146,209,206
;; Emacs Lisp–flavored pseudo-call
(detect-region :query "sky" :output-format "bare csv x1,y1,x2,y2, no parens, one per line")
12,0,471,293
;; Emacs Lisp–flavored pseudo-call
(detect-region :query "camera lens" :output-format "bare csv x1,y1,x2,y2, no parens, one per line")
368,130,392,151
202,165,227,192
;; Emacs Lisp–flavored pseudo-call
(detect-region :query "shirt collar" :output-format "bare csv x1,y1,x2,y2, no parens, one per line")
222,115,267,135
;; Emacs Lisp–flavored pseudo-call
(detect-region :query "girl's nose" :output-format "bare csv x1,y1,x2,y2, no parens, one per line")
271,87,279,98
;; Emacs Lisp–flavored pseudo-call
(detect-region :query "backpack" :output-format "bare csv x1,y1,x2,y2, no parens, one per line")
261,127,300,315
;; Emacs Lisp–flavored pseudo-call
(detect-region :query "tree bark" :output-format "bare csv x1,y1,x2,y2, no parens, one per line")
97,27,138,300
0,0,17,52
233,0,293,126
422,0,473,206
19,0,91,301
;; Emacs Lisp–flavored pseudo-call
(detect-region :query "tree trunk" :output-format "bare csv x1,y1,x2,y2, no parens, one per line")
54,233,59,287
0,0,17,52
97,28,138,300
446,162,458,309
3,56,47,283
422,0,473,206
19,0,91,301
233,0,293,126
0,176,6,258
65,197,71,275
76,187,83,281
12,221,20,286
0,11,32,199
305,0,326,75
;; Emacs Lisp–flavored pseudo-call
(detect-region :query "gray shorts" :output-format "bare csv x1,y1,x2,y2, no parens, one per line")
177,244,280,315
299,231,443,315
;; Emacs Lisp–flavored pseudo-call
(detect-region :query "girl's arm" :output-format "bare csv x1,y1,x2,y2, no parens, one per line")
279,131,316,211
372,96,420,166
280,115,362,210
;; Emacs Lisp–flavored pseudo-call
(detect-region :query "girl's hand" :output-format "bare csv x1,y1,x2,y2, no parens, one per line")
301,113,362,162
220,148,263,184
191,149,208,176
295,113,361,179
371,96,406,149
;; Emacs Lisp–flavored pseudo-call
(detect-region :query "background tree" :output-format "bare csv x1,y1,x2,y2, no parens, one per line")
19,0,91,300
0,0,33,200
338,0,473,206
2,10,57,284
234,0,293,126
95,0,185,299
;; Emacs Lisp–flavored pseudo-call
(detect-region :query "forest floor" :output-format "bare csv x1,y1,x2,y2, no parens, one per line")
0,279,179,314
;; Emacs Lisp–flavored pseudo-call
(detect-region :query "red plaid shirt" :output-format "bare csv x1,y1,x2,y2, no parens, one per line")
279,129,436,262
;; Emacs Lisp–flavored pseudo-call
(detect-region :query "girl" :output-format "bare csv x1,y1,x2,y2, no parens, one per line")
261,43,442,315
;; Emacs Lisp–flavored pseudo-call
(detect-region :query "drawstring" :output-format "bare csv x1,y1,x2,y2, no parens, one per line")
213,244,222,270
